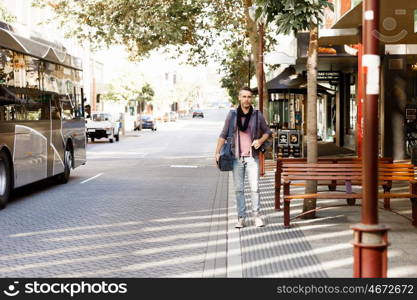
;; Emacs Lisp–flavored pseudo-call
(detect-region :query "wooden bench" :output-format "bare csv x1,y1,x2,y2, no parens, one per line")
275,157,393,210
379,163,417,219
282,163,417,228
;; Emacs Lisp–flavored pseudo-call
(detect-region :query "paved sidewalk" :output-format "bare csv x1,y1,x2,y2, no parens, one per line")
225,168,417,278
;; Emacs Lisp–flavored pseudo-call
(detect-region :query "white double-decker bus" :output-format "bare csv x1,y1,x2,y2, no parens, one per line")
0,22,86,208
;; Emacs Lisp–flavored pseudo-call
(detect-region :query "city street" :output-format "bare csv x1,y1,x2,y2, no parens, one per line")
0,109,230,277
3,0,417,286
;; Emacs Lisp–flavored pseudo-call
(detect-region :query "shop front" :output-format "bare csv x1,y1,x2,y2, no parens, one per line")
254,66,334,158
323,0,417,160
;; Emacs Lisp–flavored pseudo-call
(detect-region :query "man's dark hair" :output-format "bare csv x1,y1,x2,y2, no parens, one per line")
239,87,253,96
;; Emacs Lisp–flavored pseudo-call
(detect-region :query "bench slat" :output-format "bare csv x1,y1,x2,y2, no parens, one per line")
284,193,360,199
283,163,362,168
284,193,417,200
284,176,363,181
283,168,362,172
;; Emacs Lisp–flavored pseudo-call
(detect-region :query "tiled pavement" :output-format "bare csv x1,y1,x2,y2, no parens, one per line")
1,154,416,278
226,166,417,278
227,172,327,278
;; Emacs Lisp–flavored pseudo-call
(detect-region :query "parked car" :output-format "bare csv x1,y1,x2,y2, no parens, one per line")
162,112,170,122
86,112,120,143
136,115,157,131
169,111,178,122
193,110,204,118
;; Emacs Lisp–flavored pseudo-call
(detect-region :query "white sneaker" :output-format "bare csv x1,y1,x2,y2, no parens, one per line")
254,213,265,227
235,217,245,228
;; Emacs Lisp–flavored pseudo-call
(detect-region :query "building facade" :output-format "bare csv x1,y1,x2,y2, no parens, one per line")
321,0,417,160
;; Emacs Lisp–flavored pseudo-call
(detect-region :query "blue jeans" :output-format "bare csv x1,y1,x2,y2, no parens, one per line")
232,156,260,218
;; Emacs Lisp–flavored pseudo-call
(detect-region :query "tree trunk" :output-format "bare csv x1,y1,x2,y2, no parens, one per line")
302,23,319,219
243,0,269,118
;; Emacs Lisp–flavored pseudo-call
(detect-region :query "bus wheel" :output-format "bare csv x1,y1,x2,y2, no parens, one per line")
58,149,72,184
0,151,12,209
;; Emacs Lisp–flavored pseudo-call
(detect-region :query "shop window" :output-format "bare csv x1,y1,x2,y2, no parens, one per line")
349,85,356,132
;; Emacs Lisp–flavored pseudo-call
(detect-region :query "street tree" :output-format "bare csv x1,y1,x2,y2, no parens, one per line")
137,83,155,113
0,2,15,22
33,0,273,115
258,0,333,218
220,40,256,105
101,73,154,105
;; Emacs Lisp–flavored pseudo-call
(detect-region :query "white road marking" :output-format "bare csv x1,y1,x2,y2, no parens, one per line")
80,173,104,184
170,165,198,168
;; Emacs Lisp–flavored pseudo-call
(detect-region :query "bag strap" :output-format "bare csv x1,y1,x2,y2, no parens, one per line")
255,110,260,140
237,112,241,157
226,110,236,142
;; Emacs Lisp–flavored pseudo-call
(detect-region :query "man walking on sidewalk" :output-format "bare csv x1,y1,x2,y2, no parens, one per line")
215,87,272,228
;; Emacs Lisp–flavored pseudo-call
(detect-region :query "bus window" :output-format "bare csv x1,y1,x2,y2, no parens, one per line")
0,49,14,86
25,56,40,89
51,96,61,120
61,96,74,120
26,102,42,120
25,87,47,120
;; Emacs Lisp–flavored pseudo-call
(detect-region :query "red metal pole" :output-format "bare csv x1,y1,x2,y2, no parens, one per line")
357,42,363,158
259,23,264,116
362,0,379,225
353,0,389,278
259,23,265,176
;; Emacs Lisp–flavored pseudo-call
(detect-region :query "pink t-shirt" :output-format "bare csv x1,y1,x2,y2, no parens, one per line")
236,117,253,157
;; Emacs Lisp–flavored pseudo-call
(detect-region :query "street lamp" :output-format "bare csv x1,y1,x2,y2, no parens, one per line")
249,4,267,176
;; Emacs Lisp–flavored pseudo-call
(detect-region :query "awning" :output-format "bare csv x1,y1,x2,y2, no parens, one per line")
252,67,332,95
319,28,360,46
0,28,82,70
330,0,417,45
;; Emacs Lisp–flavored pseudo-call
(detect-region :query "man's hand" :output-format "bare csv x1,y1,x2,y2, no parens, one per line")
215,153,220,163
251,139,262,149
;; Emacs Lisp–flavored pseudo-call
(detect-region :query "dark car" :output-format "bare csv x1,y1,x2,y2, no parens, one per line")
137,115,157,131
192,110,204,118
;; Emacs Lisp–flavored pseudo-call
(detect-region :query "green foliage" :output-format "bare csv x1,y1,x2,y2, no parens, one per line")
101,72,154,104
256,0,333,34
0,2,16,22
33,0,277,105
220,41,255,105
139,83,155,103
32,0,243,64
